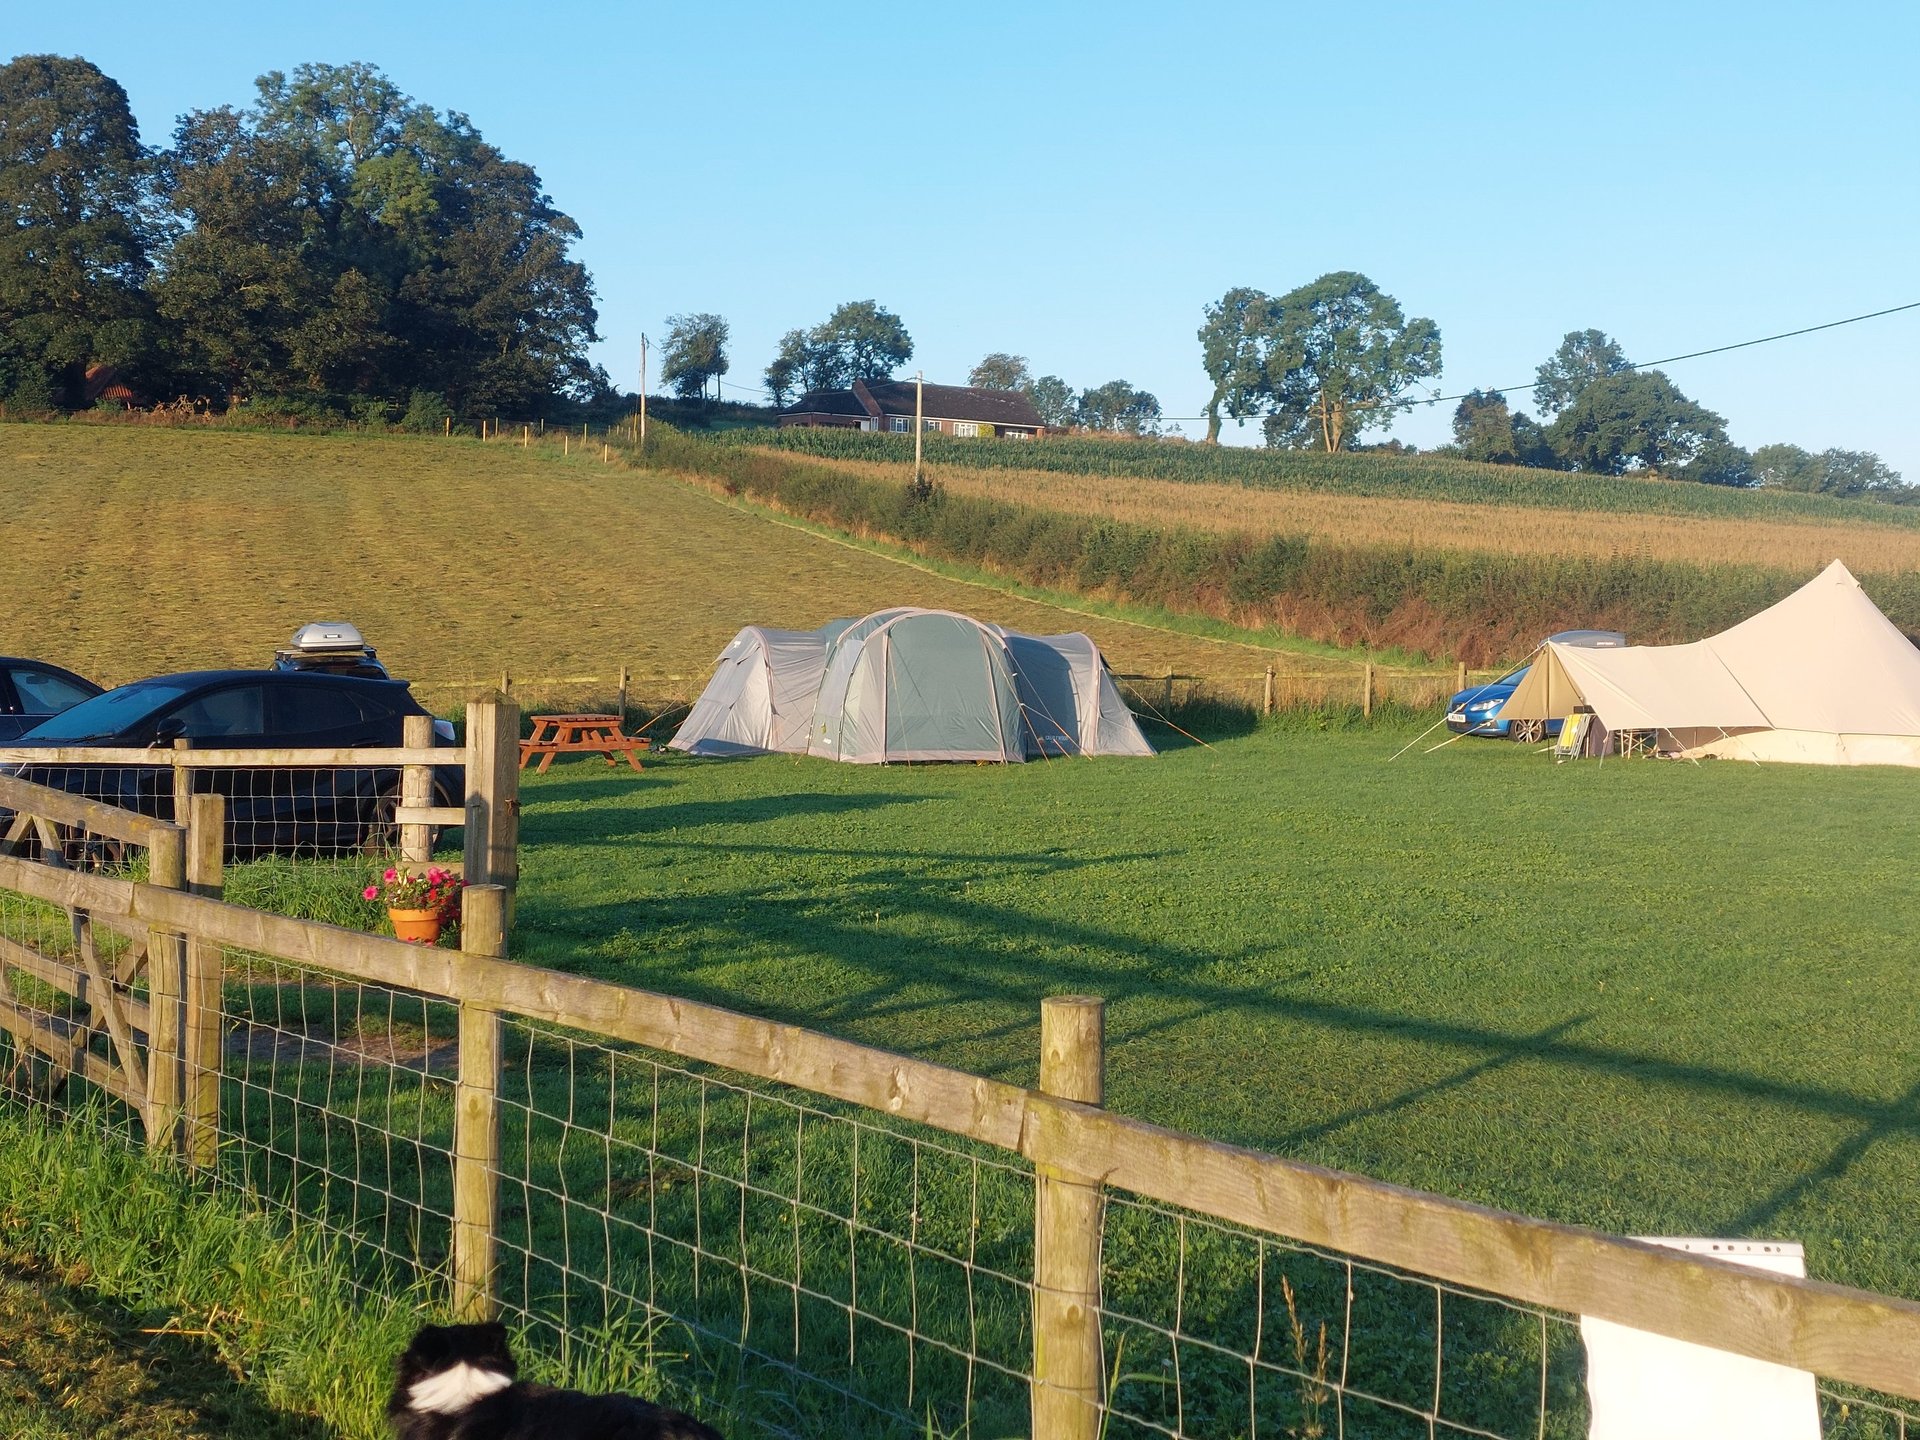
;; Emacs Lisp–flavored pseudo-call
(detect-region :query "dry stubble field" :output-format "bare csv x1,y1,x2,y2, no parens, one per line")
793,452,1920,573
0,425,1368,703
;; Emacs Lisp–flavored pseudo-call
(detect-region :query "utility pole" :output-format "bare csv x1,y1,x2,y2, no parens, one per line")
638,335,648,452
913,370,924,492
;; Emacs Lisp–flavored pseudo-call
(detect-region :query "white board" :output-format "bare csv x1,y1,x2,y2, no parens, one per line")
1581,1238,1820,1440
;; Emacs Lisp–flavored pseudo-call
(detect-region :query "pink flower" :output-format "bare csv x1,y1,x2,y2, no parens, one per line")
363,885,379,901
427,867,445,883
383,867,398,882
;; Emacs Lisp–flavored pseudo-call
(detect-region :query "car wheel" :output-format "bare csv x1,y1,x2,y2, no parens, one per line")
1509,719,1546,744
362,786,448,855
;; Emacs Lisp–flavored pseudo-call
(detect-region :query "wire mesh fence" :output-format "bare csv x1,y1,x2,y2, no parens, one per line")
0,760,461,860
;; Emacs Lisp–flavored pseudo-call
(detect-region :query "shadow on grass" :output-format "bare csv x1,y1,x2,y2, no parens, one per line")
0,1256,327,1440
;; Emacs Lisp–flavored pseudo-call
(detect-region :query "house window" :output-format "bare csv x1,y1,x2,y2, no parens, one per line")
924,419,941,432
889,417,910,433
953,422,979,437
1006,429,1032,440
859,419,876,431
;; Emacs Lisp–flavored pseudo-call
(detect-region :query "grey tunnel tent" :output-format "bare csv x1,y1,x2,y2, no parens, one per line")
668,608,1155,762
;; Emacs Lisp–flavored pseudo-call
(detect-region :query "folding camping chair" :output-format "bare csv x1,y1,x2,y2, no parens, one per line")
1580,1238,1820,1439
1552,709,1594,762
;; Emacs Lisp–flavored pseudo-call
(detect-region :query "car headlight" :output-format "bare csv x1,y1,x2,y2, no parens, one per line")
1466,700,1500,713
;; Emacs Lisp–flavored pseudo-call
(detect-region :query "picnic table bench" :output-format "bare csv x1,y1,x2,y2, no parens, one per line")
518,713,649,773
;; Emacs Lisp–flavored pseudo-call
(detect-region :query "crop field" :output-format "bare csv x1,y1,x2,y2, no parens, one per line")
0,424,1395,701
789,450,1920,575
740,427,1920,528
508,724,1920,1309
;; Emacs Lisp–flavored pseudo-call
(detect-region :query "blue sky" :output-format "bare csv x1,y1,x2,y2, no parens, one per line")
13,2,1919,471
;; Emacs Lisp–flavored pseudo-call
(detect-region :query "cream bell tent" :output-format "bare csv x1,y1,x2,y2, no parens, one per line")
669,609,1155,762
1498,561,1920,765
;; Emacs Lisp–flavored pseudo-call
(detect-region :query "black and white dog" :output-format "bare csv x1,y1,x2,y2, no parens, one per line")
388,1321,724,1440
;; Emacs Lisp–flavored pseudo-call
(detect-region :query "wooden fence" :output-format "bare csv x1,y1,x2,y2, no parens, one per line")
1,771,1919,1435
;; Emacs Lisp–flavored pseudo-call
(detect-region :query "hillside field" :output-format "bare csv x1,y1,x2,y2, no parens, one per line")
0,424,1401,704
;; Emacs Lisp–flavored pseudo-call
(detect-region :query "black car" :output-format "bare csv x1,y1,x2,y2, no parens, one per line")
0,658,103,742
3,670,460,857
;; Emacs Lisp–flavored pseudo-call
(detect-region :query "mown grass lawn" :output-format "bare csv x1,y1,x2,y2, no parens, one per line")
509,718,1920,1300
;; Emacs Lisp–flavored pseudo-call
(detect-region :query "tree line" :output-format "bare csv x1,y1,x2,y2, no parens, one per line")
1197,271,1903,495
0,54,606,421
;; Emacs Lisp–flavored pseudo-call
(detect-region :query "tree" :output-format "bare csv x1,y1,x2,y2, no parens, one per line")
157,62,600,414
1544,370,1729,476
1028,374,1077,428
1197,285,1277,443
1449,389,1556,468
659,313,730,400
0,54,159,406
1200,273,1440,452
968,352,1031,391
1533,329,1631,416
764,300,913,404
1752,443,1905,496
1682,438,1754,488
1077,380,1161,436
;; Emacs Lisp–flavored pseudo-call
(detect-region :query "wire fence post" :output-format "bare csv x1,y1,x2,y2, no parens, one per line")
170,738,191,825
1032,995,1106,1440
1362,663,1375,719
1263,665,1276,717
143,823,187,1152
452,883,507,1320
1455,660,1468,694
401,714,434,866
184,792,224,1168
463,697,521,926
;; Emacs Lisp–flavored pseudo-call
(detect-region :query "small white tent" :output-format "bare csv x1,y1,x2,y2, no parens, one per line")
1499,560,1920,765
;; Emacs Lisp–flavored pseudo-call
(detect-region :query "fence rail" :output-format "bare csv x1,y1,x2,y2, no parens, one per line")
2,772,1918,1437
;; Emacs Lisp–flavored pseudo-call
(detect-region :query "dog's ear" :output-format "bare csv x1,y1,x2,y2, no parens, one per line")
477,1320,516,1373
404,1323,453,1365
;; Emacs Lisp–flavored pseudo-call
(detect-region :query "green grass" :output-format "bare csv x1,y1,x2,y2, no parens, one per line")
504,723,1920,1306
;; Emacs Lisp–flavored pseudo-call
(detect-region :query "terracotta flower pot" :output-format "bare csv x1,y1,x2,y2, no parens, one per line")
387,907,444,945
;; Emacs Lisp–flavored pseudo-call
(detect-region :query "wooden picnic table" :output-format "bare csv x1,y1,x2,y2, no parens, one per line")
519,713,648,774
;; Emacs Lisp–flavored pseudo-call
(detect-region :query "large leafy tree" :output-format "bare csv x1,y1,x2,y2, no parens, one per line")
1751,443,1905,496
1533,328,1631,416
967,352,1031,391
659,313,730,400
1544,369,1729,476
157,62,599,414
1028,374,1077,428
1450,389,1556,468
0,54,160,405
764,299,912,404
1077,380,1161,436
1199,273,1440,452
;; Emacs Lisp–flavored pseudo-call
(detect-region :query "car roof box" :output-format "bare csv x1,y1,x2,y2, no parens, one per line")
288,621,369,654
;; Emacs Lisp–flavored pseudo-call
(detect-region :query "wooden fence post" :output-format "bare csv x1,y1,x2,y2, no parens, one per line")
184,793,224,1168
144,824,187,1152
1032,995,1106,1440
1263,665,1276,717
1456,660,1468,693
463,698,521,926
171,738,191,827
1362,664,1375,719
401,715,433,865
617,666,630,731
452,884,506,1320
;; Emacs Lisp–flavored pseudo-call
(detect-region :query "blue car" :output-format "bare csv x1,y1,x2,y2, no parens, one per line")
1445,630,1626,742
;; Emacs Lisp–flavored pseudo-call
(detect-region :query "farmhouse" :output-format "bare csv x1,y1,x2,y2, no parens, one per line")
778,378,1045,438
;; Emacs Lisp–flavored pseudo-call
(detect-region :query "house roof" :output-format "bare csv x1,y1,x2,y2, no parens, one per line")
778,381,1045,428
857,380,1044,427
784,389,870,418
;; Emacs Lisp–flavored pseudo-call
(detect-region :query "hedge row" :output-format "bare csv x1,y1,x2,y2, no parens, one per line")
648,429,1920,663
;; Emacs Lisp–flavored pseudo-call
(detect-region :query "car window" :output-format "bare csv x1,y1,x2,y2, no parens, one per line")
171,685,268,740
268,684,370,735
12,668,96,716
20,680,199,741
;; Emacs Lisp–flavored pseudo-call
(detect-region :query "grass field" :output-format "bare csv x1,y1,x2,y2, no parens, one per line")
794,450,1920,575
0,424,1388,698
505,722,1920,1307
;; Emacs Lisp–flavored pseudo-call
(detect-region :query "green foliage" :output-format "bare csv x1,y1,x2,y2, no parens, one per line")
1450,389,1557,469
1200,273,1441,451
1544,369,1729,476
764,300,913,405
1077,379,1162,436
1533,329,1632,416
0,55,161,406
1028,374,1077,427
967,352,1031,390
1753,442,1907,497
401,387,452,432
659,312,730,401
